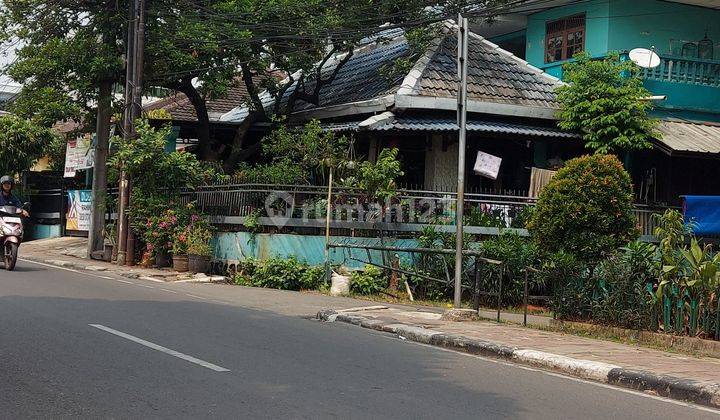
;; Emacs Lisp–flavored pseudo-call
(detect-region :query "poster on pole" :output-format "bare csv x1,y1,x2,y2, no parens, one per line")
66,189,93,232
63,136,95,178
473,150,502,180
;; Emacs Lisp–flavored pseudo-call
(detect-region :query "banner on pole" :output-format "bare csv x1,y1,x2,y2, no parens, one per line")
66,189,93,232
63,136,95,178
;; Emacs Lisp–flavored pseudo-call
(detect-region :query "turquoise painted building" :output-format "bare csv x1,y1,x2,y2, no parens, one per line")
484,0,720,119
476,0,720,206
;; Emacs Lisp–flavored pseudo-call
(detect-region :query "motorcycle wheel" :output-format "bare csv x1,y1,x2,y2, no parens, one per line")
5,242,18,271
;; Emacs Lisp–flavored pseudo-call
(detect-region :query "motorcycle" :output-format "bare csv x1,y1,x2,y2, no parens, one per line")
0,204,28,271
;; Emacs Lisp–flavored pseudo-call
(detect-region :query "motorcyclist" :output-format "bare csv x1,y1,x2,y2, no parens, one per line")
0,176,29,217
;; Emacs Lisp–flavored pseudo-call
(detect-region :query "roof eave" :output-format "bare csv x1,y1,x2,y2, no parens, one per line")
395,94,559,120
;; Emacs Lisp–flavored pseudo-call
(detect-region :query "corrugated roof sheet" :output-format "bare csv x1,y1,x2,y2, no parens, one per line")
369,117,578,138
656,120,720,154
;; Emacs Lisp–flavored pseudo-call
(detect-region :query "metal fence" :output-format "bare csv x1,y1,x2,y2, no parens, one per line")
182,182,669,238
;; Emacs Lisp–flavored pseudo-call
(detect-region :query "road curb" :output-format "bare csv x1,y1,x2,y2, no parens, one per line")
22,255,228,283
316,308,720,409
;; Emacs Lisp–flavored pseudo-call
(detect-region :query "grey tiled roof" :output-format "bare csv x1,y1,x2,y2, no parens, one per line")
278,38,411,112
369,116,577,138
414,31,562,109
221,23,563,122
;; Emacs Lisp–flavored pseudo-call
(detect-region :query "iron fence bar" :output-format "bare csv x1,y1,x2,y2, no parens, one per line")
497,266,503,323
524,269,528,327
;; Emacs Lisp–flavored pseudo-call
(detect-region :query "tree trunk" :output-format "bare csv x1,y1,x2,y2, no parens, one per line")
177,81,216,161
222,110,263,173
87,79,112,258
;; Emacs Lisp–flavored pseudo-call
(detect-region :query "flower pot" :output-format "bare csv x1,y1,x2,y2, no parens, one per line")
155,249,171,268
102,243,114,262
188,254,210,274
173,255,189,272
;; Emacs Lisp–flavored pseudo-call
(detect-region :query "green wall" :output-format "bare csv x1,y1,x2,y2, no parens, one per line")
607,0,720,56
524,0,720,114
213,232,420,269
525,0,610,78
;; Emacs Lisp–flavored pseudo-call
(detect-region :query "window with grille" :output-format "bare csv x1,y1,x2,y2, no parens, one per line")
545,14,586,63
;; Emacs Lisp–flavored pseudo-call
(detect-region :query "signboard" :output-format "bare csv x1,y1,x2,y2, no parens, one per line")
66,189,92,232
63,136,95,178
473,150,502,180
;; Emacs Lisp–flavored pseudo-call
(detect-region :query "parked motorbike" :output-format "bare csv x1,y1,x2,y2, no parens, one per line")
0,204,28,271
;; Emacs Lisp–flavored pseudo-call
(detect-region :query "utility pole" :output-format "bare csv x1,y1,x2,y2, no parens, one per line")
125,0,146,265
86,80,112,259
453,14,469,309
116,0,145,265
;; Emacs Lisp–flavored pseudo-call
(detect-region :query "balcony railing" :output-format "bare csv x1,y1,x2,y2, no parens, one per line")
641,55,720,88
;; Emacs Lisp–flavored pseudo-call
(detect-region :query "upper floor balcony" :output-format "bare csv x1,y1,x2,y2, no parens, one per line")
639,54,720,114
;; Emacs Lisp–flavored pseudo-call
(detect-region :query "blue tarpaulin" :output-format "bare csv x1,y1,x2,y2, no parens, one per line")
683,196,720,235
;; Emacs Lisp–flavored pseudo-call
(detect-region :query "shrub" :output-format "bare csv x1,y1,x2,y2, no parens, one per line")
230,257,326,291
480,232,540,306
527,154,637,266
350,265,386,295
301,265,327,290
252,257,306,290
545,244,658,329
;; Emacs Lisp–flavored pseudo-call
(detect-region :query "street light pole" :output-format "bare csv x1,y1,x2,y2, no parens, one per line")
454,14,469,309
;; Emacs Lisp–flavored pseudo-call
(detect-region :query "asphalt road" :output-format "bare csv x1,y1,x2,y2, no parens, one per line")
1,259,718,419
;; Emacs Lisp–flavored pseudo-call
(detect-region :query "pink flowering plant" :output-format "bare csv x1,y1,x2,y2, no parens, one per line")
171,208,212,256
144,207,183,257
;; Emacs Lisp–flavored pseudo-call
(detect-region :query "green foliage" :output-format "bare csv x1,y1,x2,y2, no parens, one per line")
355,148,404,202
350,265,386,295
528,154,637,265
480,232,540,306
0,115,61,175
549,245,658,329
236,119,352,185
110,120,221,196
187,223,214,257
557,52,657,154
231,257,325,291
234,161,307,185
0,1,124,125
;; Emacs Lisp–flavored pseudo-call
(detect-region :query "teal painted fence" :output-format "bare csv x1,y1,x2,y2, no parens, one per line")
213,232,420,269
25,224,61,241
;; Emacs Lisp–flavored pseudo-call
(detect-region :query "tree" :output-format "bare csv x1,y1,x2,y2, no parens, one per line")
556,52,658,154
0,115,61,176
527,154,638,266
0,1,125,127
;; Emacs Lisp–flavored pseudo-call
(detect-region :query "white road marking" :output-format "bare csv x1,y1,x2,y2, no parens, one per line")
160,288,178,294
89,324,230,372
138,284,155,289
185,293,207,300
370,331,720,414
115,279,134,284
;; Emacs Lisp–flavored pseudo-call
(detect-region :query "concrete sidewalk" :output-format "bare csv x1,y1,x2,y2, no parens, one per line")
318,306,720,408
19,237,223,282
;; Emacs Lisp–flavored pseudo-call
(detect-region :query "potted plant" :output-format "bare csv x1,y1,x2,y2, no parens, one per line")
187,224,213,273
143,209,179,268
171,226,190,272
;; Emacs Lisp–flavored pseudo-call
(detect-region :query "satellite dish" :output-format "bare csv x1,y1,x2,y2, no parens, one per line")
629,48,661,69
